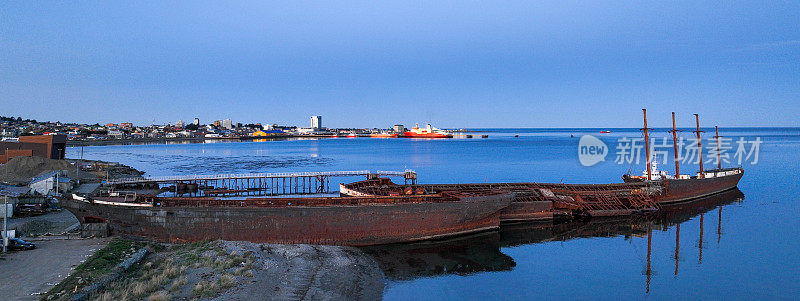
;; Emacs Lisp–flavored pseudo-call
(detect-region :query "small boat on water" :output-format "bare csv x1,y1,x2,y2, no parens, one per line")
599,130,611,134
370,132,399,138
403,123,452,138
346,133,358,138
63,191,513,246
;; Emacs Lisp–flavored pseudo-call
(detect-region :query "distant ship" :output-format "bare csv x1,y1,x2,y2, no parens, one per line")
403,123,452,138
346,133,358,138
370,132,399,138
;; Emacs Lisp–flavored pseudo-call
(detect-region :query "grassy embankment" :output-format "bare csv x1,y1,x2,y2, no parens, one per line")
42,239,148,300
45,240,257,301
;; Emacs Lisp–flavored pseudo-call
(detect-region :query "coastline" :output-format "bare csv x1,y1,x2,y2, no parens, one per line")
66,136,293,147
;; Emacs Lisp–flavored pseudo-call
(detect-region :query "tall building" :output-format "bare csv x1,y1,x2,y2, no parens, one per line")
223,119,233,129
192,118,200,126
311,116,322,129
175,120,185,128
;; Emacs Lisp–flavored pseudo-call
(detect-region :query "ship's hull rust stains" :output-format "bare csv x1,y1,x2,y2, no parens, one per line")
62,193,513,246
341,179,660,221
657,171,744,204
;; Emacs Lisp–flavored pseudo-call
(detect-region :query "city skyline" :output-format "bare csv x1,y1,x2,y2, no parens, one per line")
2,1,798,128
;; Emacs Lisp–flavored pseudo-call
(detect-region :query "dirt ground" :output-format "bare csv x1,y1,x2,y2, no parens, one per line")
0,156,145,185
0,238,111,300
6,210,80,236
216,242,385,300
86,240,385,301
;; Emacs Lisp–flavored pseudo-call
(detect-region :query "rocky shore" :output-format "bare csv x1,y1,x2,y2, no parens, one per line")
61,240,385,301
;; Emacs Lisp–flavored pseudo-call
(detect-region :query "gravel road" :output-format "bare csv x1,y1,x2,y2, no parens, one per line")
0,238,110,300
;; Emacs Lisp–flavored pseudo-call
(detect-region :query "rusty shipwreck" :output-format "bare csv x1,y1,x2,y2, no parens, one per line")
622,110,743,204
63,190,513,246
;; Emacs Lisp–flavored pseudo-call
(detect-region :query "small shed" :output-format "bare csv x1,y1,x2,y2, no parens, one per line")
29,171,70,196
0,185,31,217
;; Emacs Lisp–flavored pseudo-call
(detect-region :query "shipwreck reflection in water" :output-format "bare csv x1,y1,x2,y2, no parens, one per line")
362,188,745,292
361,231,516,281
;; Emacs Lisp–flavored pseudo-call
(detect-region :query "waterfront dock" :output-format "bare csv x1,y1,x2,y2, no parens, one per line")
107,170,417,197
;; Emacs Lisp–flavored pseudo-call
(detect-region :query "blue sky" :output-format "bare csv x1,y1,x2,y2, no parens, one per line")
2,1,798,128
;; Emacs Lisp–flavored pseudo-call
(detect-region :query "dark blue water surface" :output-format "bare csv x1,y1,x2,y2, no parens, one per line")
66,128,800,300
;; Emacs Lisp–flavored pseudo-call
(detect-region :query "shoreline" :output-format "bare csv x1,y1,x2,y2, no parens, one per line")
66,136,292,147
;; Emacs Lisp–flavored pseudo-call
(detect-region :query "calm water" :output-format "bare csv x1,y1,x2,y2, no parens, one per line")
66,128,800,299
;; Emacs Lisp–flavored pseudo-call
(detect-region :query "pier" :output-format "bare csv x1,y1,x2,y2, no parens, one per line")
107,170,417,197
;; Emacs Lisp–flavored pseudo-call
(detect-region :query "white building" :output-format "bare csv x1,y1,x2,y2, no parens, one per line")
296,128,315,135
175,120,185,128
192,118,200,126
223,119,233,129
107,130,125,139
311,116,322,129
29,171,70,196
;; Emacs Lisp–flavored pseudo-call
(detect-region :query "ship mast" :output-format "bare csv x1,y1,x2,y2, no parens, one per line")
714,126,722,170
693,114,704,178
642,109,652,181
670,112,680,177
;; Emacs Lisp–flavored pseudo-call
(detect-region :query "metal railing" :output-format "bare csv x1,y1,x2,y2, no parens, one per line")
106,170,415,185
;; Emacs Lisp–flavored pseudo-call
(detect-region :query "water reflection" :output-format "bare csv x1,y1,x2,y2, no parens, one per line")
363,189,744,289
361,232,515,281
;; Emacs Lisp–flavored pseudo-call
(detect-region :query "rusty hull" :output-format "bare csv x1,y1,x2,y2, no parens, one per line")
658,169,743,204
62,192,513,246
341,179,659,221
623,167,744,205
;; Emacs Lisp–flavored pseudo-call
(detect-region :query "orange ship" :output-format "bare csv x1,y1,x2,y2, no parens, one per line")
403,123,452,138
370,132,399,138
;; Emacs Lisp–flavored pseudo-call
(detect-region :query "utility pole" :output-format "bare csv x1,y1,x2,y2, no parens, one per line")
3,195,7,253
55,172,59,197
76,146,83,185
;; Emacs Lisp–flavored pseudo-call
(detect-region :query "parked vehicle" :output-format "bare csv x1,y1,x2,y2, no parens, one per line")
15,203,47,216
7,238,36,250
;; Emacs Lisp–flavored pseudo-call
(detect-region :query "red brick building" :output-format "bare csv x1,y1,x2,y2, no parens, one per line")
0,135,67,164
